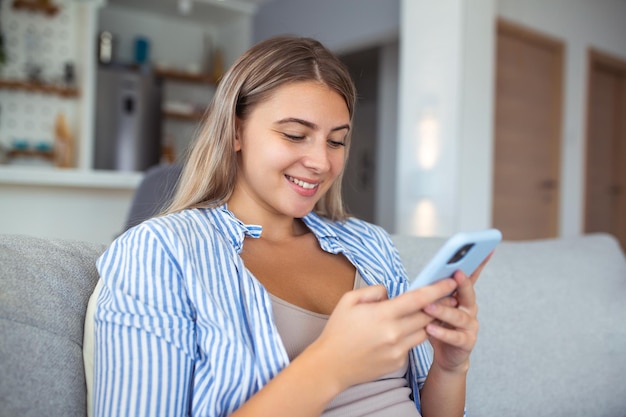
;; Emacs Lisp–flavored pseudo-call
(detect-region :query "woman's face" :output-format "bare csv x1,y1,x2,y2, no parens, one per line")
232,81,350,221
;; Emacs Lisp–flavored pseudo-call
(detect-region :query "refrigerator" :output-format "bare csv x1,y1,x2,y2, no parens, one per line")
93,66,163,171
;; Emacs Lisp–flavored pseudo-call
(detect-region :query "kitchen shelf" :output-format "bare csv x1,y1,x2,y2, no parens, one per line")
6,149,55,161
0,166,143,189
0,79,80,98
12,0,59,16
154,68,217,85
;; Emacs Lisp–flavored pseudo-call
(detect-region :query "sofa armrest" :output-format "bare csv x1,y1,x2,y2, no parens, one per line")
0,234,106,417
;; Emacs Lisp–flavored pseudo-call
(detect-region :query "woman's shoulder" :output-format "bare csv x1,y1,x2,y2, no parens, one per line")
342,216,388,234
110,206,240,253
128,207,218,236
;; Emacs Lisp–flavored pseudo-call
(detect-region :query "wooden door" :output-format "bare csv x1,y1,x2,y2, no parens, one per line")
584,50,626,252
492,20,564,240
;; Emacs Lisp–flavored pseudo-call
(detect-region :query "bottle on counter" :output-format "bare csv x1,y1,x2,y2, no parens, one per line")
54,113,74,168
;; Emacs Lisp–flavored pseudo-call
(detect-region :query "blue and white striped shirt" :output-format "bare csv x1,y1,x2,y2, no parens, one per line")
94,205,432,416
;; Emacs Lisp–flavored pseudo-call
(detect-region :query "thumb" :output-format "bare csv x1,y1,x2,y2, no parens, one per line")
348,284,389,304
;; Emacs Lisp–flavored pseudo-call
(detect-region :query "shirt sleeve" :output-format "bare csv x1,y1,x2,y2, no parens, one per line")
93,223,196,417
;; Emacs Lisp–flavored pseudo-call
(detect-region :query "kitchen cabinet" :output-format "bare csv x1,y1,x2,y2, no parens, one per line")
0,0,255,243
1,0,253,177
0,0,90,172
0,79,79,98
154,68,217,85
96,1,252,165
155,67,216,121
11,0,59,15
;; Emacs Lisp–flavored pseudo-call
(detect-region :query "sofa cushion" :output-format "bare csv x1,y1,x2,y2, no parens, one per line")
393,233,626,417
0,235,105,417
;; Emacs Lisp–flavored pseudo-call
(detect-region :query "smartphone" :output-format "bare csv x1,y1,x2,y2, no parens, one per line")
408,229,502,290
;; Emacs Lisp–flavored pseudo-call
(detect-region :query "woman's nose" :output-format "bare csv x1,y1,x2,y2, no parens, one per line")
302,141,331,173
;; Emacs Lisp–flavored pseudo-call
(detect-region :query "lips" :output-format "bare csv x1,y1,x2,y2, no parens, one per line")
286,175,319,190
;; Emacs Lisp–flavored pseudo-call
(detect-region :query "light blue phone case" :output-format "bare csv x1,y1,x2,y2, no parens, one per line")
408,229,502,290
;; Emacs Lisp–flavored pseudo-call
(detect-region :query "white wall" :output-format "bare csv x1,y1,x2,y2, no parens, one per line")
497,0,626,236
98,7,217,70
396,0,496,236
76,3,100,170
216,14,253,67
376,42,400,233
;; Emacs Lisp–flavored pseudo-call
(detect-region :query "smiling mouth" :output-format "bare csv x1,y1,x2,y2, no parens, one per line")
286,175,319,190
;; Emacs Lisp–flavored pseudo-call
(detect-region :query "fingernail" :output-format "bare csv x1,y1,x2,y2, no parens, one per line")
426,323,440,336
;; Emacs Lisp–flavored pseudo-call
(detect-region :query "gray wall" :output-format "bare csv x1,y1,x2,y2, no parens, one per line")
253,0,400,230
254,0,399,53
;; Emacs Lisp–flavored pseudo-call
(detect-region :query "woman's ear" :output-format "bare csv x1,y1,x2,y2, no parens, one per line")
234,117,243,151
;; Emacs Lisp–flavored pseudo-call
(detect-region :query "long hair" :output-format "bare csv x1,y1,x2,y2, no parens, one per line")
163,36,357,220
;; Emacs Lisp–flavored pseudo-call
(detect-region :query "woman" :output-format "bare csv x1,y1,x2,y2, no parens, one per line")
93,36,484,417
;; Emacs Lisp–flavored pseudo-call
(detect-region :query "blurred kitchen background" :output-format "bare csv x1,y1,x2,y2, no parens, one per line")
0,0,624,252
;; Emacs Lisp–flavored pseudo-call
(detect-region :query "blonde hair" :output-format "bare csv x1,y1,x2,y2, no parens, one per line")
164,36,357,220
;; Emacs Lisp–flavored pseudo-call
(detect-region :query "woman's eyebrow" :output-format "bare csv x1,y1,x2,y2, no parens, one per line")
276,117,350,133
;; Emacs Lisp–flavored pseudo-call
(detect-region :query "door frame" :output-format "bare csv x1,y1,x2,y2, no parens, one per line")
583,48,626,238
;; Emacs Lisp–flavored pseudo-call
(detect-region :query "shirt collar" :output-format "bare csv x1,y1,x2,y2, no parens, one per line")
301,212,344,254
215,205,342,254
215,205,262,253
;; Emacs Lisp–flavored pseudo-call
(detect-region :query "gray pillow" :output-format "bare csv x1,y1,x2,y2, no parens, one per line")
0,235,105,417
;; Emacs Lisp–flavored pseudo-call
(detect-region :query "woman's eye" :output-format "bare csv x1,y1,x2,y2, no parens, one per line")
328,140,346,148
283,133,305,141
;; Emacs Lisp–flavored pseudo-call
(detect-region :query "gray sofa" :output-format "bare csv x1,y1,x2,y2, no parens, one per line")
1,232,625,417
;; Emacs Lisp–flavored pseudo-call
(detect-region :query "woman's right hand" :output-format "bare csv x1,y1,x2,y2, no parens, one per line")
306,278,459,390
233,279,459,417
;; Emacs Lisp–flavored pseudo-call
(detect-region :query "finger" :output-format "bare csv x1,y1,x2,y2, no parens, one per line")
453,270,477,311
426,321,477,350
394,278,458,317
343,284,389,306
437,295,458,308
424,300,476,332
395,310,436,346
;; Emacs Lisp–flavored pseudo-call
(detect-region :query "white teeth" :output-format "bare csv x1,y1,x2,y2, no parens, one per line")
288,176,317,189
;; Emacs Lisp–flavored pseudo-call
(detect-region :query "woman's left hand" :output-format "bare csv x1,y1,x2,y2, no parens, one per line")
422,254,492,373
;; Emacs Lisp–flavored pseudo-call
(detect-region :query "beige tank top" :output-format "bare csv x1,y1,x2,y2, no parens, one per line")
270,271,421,416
